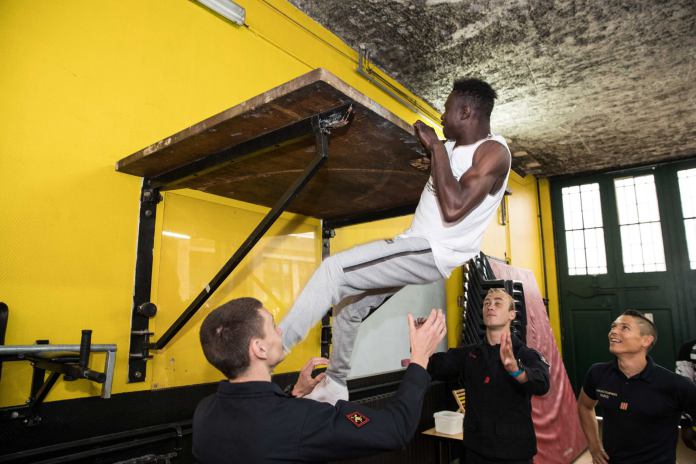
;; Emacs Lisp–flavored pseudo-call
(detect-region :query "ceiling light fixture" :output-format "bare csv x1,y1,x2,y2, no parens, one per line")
195,0,246,26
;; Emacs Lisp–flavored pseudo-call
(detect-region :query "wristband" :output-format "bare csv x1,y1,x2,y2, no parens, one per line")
509,368,524,378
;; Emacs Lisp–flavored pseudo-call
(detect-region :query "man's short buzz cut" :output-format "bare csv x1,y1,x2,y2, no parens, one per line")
200,297,265,379
622,309,658,350
452,78,497,118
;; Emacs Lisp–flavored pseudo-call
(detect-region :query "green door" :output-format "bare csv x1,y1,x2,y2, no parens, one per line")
552,159,696,391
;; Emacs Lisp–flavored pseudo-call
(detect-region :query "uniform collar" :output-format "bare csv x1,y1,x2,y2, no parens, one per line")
611,355,655,382
217,380,286,397
478,333,525,365
480,333,524,349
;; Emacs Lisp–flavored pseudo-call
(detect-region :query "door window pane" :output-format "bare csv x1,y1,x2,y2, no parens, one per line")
562,183,607,275
614,175,666,272
677,168,696,269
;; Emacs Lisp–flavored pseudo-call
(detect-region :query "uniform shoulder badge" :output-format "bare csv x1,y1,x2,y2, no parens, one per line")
345,411,370,428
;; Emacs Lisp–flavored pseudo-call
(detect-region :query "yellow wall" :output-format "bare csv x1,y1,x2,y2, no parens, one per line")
539,179,562,350
0,0,557,406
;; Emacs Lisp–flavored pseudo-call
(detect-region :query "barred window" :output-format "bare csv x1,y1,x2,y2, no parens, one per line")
614,175,666,273
562,183,607,275
677,168,696,269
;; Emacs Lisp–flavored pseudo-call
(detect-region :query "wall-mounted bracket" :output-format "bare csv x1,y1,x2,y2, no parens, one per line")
127,104,354,382
0,328,117,425
320,224,335,359
128,181,162,382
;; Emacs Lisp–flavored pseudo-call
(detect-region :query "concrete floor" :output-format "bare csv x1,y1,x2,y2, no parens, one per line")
572,441,696,463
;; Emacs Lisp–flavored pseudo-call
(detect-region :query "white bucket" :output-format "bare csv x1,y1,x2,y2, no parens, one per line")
433,410,464,435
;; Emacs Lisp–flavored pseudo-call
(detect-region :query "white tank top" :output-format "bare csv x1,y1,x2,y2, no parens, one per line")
400,135,511,277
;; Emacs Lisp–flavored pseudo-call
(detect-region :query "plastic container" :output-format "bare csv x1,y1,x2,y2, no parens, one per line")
433,410,464,435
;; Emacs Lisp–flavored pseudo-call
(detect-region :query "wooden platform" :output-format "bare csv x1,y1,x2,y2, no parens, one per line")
116,68,430,222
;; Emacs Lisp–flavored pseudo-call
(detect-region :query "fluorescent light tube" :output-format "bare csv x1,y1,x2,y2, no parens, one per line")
196,0,246,26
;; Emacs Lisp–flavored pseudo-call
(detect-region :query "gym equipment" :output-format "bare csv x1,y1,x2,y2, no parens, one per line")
0,304,117,425
116,68,430,382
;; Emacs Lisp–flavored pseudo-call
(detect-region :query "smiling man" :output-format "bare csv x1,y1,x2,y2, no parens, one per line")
427,288,550,463
577,310,696,464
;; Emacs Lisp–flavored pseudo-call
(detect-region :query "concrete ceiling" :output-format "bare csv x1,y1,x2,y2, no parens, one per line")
289,0,696,177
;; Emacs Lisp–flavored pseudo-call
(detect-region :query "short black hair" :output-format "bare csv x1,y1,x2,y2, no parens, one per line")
622,309,658,350
452,78,497,118
200,297,264,379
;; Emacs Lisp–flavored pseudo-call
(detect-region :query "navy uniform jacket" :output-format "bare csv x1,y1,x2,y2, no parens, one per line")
193,364,430,463
428,337,550,461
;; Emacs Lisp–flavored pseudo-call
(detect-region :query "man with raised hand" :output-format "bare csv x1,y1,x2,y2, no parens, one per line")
193,297,447,463
428,288,550,463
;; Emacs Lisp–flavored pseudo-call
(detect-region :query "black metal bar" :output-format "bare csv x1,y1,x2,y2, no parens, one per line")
28,356,105,383
320,224,333,359
32,372,60,408
0,303,8,382
323,204,418,230
150,103,352,191
151,119,333,351
28,340,50,402
79,330,91,369
127,181,161,382
29,364,47,404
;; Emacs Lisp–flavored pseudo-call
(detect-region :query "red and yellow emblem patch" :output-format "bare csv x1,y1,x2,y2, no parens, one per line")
346,411,370,428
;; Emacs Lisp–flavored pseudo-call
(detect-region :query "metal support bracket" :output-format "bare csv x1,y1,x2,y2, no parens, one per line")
320,225,335,358
0,336,117,425
0,302,7,382
128,182,162,382
126,104,354,381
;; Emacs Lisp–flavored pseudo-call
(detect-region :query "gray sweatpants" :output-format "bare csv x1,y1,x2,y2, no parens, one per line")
279,236,443,384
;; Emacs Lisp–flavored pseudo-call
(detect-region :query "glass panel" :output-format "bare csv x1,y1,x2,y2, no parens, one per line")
678,169,696,270
581,183,603,228
640,222,667,272
566,230,578,275
615,174,666,273
585,228,608,274
154,191,323,383
566,230,587,275
565,230,577,275
635,176,660,223
620,224,642,273
618,222,667,273
678,168,696,219
615,177,639,225
562,186,583,230
685,218,696,269
562,183,607,275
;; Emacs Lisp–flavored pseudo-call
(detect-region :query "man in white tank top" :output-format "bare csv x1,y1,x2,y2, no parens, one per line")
279,79,512,404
